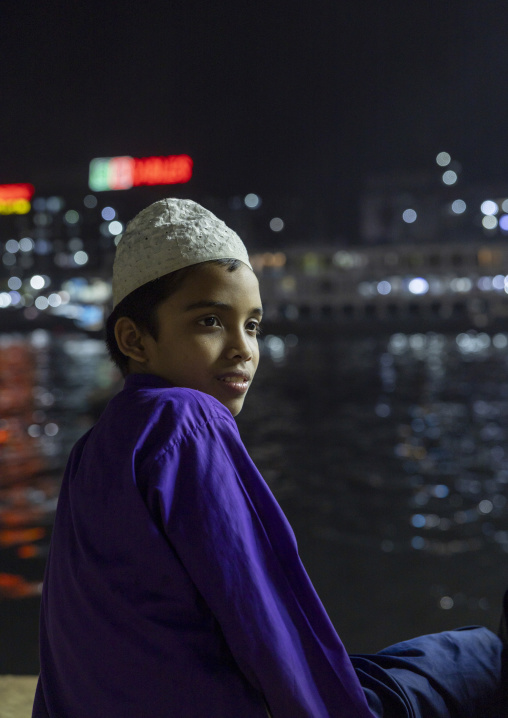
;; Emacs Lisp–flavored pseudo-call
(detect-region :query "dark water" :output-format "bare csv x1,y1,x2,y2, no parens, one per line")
1,328,508,673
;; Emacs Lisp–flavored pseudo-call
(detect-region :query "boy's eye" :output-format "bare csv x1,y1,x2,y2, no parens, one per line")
247,320,262,335
199,316,219,327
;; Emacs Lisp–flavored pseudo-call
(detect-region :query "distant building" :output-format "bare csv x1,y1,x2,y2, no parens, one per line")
360,168,508,246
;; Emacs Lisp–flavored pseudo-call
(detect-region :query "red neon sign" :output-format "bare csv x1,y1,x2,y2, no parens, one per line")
89,155,193,191
0,184,34,201
133,155,193,186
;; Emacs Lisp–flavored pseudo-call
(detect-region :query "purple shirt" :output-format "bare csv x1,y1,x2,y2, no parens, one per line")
33,373,373,717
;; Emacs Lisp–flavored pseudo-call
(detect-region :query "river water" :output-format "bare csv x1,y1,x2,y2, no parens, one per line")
1,327,508,673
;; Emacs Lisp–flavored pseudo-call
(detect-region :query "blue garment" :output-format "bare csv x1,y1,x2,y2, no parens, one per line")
33,373,506,717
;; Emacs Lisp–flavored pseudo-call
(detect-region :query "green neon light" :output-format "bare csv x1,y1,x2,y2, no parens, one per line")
89,158,112,192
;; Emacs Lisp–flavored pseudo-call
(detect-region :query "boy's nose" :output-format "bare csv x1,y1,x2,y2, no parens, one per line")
225,332,252,361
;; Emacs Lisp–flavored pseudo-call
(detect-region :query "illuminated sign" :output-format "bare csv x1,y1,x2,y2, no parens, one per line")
89,154,193,191
0,183,34,215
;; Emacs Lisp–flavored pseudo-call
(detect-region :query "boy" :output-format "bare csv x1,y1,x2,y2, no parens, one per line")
33,198,506,717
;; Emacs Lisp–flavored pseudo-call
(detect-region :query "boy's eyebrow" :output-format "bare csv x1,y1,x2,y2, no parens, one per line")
184,300,263,316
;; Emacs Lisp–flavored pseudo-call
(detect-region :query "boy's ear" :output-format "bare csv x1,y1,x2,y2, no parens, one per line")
114,317,150,364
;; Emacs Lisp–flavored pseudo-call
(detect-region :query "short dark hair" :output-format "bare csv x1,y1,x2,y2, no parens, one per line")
105,258,243,376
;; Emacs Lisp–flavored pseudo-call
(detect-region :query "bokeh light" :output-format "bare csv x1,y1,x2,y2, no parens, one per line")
46,197,64,213
7,276,21,290
482,215,498,229
436,152,451,167
108,221,123,235
442,170,457,185
440,596,454,610
269,217,284,231
64,210,80,225
30,275,45,290
48,293,62,307
19,237,34,252
402,209,417,223
0,292,12,308
83,195,97,208
377,281,391,295
451,199,466,214
481,200,499,215
5,239,19,253
408,278,429,295
73,251,89,266
101,206,116,221
244,193,261,209
34,296,49,310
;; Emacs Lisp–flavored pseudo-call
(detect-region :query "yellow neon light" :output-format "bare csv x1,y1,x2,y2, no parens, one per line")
0,199,31,215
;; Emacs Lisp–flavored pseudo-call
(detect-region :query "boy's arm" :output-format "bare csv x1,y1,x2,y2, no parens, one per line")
144,414,374,718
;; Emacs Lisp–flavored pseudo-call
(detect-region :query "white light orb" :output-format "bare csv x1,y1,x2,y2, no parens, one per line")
101,206,116,221
108,221,123,235
7,276,22,290
436,152,451,167
19,237,34,252
244,193,261,209
408,278,429,295
30,275,45,290
481,200,499,215
34,296,49,310
442,170,457,185
482,215,498,230
451,199,466,214
74,251,89,266
5,239,19,254
377,281,392,295
402,209,417,223
269,217,284,232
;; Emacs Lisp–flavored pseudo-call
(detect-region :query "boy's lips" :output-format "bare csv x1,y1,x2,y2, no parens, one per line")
216,371,251,394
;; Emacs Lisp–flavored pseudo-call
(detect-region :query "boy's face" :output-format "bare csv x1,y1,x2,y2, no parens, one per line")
132,262,262,416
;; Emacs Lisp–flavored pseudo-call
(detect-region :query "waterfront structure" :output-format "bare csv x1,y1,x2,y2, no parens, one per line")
254,242,508,328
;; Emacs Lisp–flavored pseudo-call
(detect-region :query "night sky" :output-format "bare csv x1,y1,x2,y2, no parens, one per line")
3,1,508,236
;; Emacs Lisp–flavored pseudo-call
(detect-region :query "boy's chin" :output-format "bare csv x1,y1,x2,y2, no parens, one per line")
219,395,246,417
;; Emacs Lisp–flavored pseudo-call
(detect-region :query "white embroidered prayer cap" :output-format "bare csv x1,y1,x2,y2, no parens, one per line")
112,198,252,307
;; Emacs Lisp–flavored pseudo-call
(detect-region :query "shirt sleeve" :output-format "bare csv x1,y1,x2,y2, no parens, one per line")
142,410,374,718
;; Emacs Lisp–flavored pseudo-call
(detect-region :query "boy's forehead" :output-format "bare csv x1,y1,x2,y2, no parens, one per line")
175,263,262,309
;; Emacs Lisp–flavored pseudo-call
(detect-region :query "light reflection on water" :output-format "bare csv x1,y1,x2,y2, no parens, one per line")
1,329,508,671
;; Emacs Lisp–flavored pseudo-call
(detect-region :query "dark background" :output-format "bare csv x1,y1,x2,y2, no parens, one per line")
3,1,508,236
